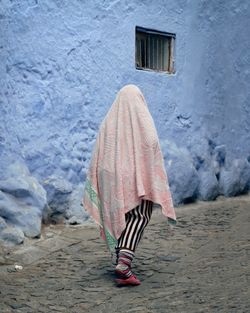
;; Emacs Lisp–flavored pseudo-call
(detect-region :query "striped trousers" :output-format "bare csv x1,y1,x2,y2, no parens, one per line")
116,199,153,252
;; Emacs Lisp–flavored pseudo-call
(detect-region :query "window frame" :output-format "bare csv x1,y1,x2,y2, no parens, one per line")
135,26,176,74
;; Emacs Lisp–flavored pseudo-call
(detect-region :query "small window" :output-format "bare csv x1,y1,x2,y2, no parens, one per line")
135,26,176,74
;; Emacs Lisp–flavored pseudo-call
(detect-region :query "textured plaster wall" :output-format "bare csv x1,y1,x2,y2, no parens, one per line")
0,0,250,244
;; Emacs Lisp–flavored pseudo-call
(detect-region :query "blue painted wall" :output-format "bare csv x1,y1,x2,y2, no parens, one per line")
0,0,250,244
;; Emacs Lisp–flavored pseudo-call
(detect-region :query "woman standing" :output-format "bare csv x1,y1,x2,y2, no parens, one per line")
83,84,176,286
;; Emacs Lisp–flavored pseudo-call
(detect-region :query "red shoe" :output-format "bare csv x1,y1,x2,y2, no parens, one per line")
115,273,141,286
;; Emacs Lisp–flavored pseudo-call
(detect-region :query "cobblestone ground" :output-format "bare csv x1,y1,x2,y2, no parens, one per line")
0,195,249,313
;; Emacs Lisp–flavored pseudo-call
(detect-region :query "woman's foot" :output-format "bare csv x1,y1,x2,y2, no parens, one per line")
115,274,141,286
115,268,141,286
114,248,140,286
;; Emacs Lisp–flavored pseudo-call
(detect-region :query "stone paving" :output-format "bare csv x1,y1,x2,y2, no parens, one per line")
0,194,249,313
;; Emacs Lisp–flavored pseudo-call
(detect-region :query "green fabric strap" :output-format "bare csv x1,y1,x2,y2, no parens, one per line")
85,178,117,252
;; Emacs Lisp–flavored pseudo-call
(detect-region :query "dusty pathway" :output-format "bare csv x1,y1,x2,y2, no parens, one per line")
0,194,249,313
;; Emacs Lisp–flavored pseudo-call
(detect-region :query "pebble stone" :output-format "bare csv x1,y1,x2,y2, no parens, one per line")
0,194,249,313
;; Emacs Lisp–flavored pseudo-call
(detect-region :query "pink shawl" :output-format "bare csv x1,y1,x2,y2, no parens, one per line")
83,85,176,252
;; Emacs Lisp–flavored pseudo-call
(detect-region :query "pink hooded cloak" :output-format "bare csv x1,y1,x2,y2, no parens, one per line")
83,84,176,252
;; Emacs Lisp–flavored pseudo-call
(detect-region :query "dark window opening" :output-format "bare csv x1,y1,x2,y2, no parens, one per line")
135,26,176,74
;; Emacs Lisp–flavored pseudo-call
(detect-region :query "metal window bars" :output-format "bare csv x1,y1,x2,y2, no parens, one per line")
136,26,175,73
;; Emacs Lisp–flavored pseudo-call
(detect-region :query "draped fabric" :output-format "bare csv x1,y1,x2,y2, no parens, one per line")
83,84,176,252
